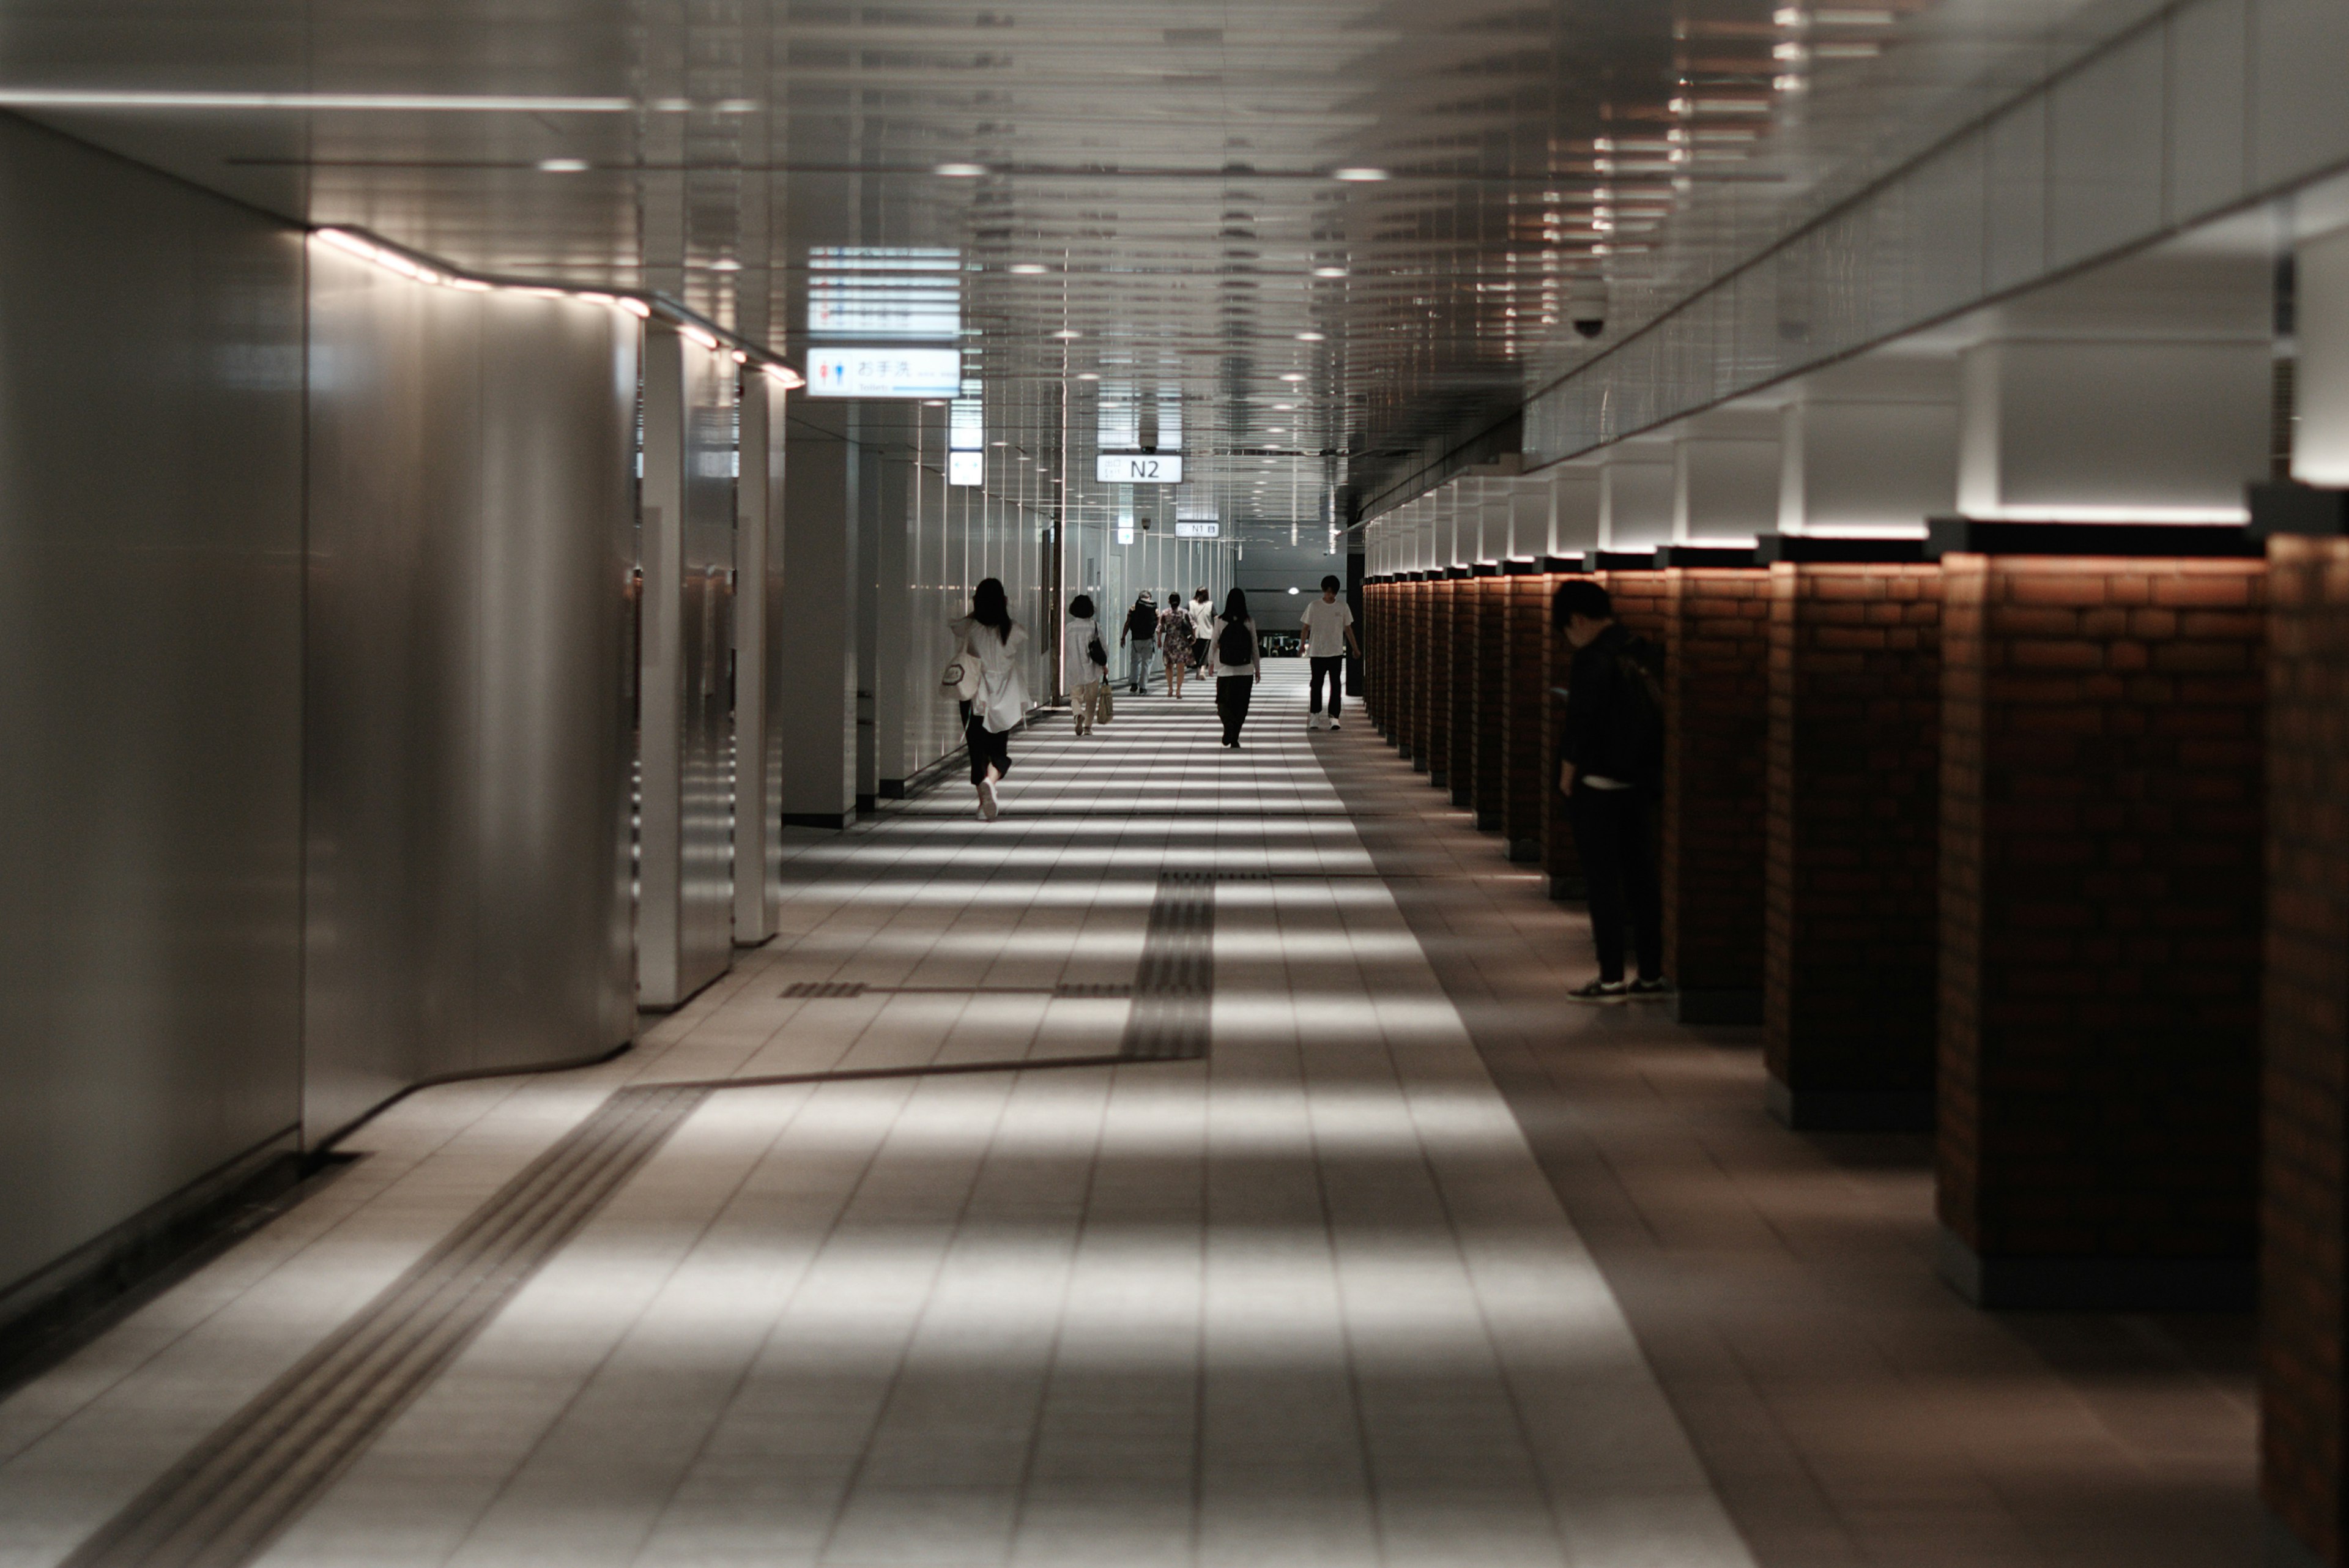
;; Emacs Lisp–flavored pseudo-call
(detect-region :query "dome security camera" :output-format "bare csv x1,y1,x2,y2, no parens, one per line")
1566,276,1608,340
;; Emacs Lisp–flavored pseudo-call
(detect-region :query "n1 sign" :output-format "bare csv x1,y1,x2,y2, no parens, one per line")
1096,452,1184,485
806,347,962,398
1174,519,1220,538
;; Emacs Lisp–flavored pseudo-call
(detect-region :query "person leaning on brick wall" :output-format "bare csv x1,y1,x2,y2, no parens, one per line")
1554,580,1671,1003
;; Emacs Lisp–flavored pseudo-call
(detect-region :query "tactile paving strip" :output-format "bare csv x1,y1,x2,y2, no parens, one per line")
61,1086,707,1568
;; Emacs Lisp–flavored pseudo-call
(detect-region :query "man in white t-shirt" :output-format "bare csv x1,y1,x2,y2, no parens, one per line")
1298,575,1362,731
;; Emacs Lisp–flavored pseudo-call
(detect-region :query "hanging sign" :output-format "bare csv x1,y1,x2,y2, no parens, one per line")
1174,519,1221,538
806,346,962,399
1096,452,1184,485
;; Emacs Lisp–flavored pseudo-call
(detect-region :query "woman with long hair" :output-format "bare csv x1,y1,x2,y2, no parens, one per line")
1158,589,1193,699
1209,586,1261,749
949,577,1029,819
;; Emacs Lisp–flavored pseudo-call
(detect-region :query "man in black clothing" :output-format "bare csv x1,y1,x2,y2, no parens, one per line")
1119,592,1158,693
1554,581,1668,1003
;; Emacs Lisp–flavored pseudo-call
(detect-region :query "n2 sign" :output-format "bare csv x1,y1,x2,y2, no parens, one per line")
1096,453,1184,485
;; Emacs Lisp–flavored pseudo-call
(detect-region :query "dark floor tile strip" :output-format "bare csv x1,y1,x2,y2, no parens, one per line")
61,1085,707,1568
1121,871,1215,1061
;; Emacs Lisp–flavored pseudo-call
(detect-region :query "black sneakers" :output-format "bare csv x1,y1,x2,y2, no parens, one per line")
1567,978,1631,1004
1628,977,1672,1001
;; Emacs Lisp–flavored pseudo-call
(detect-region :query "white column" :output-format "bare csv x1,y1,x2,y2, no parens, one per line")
781,398,861,829
1598,439,1675,549
1507,480,1548,560
733,370,787,945
1673,409,1778,542
1778,356,1958,535
1958,337,2268,521
1549,463,1601,553
2294,223,2349,485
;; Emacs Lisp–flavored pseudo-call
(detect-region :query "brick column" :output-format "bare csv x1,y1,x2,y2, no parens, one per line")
1762,541,1942,1129
1408,578,1434,770
1501,563,1549,862
1471,571,1507,830
1935,522,2265,1309
1659,551,1772,1025
2260,524,2349,1568
1447,570,1482,807
1426,578,1457,783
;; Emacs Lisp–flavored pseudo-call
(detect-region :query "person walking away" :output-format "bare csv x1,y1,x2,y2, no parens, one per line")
1120,592,1158,694
1159,590,1193,699
1299,574,1362,731
949,577,1030,820
1064,593,1109,735
1554,581,1667,1000
1190,589,1215,678
1211,587,1262,749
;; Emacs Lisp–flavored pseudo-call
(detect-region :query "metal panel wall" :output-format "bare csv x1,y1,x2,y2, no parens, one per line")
733,372,787,943
636,324,736,1007
304,243,637,1140
0,117,305,1296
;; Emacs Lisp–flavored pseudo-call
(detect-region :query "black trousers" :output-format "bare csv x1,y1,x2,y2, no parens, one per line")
1216,675,1255,744
963,706,1011,786
1308,655,1345,716
1568,787,1663,983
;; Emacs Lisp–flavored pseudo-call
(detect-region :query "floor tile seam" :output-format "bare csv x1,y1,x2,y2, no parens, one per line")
803,1069,1031,1566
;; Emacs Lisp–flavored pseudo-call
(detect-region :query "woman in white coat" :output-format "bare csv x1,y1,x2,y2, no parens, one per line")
949,577,1030,820
1063,593,1110,735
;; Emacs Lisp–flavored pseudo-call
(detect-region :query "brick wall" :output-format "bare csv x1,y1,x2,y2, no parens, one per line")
1661,568,1773,1021
2262,536,2349,1567
1938,552,2265,1304
1448,580,1479,805
1408,581,1433,767
1473,579,1508,831
1764,563,1943,1126
1425,582,1453,782
1502,575,1549,861
1541,579,1583,897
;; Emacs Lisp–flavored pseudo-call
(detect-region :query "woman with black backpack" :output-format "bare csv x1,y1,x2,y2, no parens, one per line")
1209,587,1261,749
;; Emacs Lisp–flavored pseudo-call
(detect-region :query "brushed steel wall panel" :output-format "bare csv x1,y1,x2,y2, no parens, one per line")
304,245,636,1139
636,325,735,1007
733,374,785,940
0,117,305,1295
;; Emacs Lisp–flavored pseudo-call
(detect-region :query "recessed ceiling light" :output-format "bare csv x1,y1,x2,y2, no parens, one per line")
1312,266,1348,278
1077,373,1099,381
1296,331,1324,341
1053,329,1082,339
536,158,590,172
935,162,988,177
1273,403,1294,411
1008,262,1047,274
707,258,741,272
1333,167,1390,182
1280,373,1305,382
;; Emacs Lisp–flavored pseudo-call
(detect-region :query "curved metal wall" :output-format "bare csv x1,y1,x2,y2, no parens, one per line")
0,117,306,1298
303,244,637,1143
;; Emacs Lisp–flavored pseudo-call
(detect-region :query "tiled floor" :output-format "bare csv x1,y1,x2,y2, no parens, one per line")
1313,696,2261,1568
0,665,1751,1568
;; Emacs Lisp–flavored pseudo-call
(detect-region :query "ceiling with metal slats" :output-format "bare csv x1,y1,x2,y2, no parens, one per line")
0,0,2122,538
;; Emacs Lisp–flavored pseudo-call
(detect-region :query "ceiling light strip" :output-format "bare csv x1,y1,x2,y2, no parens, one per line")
312,225,804,387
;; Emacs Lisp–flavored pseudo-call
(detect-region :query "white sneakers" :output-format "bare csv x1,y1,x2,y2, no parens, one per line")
977,778,1000,820
1306,713,1343,732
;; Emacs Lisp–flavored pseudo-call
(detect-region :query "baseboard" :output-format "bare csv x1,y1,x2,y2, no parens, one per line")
1449,785,1473,808
1671,987,1762,1025
1548,874,1587,902
1474,809,1500,831
1508,839,1542,864
1937,1227,2255,1310
0,1131,323,1392
1427,768,1447,787
1411,757,1429,774
2265,1513,2329,1568
781,811,856,830
1765,1077,1933,1131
